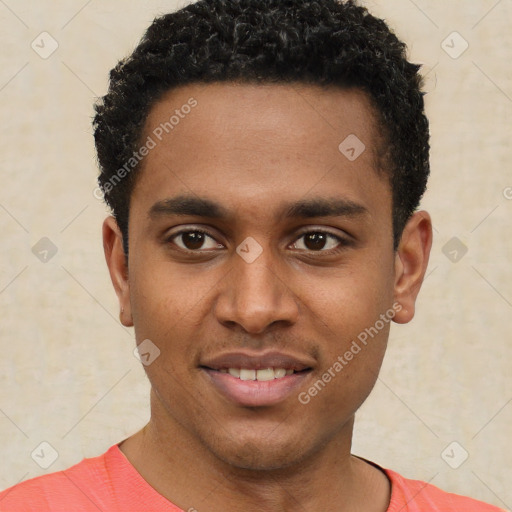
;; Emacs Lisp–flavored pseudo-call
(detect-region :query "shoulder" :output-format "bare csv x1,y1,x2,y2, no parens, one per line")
385,467,508,512
0,446,116,512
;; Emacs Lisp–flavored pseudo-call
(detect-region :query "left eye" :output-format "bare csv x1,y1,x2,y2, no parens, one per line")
291,232,343,252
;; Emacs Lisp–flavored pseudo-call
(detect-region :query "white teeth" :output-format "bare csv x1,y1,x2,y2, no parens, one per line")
256,368,275,381
239,369,256,381
225,368,293,381
228,368,240,378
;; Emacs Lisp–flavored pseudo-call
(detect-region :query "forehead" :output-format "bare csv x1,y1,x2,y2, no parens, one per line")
143,81,382,163
132,82,390,222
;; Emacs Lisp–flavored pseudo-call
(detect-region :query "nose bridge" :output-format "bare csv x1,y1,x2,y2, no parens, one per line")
215,240,299,333
237,249,279,301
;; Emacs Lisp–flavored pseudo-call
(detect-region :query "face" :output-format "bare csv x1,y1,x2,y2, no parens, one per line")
104,83,431,471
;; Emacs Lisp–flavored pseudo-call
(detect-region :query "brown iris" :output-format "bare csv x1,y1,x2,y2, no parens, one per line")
182,232,206,250
303,233,328,251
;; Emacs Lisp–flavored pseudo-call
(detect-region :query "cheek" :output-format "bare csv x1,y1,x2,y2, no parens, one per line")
304,314,390,425
129,261,223,378
313,262,394,334
306,258,394,385
317,290,391,379
129,258,202,327
129,270,186,359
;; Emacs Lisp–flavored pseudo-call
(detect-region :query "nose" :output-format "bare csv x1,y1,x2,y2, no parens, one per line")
214,245,300,334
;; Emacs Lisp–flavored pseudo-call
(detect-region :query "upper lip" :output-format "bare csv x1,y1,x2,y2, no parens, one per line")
200,350,315,371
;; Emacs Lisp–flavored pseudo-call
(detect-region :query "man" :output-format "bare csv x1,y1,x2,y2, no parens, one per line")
0,0,506,510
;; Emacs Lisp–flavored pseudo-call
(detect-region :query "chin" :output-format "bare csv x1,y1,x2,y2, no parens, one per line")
218,443,302,471
206,427,313,472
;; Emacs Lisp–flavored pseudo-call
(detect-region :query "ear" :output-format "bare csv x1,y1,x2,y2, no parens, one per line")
102,216,133,327
392,210,432,324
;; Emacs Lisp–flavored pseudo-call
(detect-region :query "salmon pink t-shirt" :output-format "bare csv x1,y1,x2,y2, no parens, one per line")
0,444,506,511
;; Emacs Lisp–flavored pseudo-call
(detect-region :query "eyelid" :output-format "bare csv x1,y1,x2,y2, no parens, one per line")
293,226,349,240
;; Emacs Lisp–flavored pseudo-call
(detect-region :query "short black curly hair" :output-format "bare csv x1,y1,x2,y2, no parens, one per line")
93,0,429,255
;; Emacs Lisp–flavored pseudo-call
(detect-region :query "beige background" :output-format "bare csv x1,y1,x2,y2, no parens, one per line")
0,0,510,508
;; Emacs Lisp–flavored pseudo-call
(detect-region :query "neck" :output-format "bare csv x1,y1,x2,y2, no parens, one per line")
119,390,390,512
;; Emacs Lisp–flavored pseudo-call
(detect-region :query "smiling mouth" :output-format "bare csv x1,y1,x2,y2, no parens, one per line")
201,367,312,381
200,364,313,407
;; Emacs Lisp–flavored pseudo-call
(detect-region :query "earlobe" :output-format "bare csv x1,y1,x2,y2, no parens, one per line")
392,211,433,324
102,216,133,327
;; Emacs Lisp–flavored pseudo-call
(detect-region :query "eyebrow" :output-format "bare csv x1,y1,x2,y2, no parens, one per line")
148,195,368,220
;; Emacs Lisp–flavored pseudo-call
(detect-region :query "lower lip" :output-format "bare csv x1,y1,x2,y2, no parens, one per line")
202,368,311,407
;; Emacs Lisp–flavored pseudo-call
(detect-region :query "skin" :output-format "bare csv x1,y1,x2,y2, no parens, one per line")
103,83,432,512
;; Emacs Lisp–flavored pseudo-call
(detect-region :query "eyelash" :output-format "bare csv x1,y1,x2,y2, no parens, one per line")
166,228,349,255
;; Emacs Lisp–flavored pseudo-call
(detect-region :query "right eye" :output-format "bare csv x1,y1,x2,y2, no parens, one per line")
167,229,224,252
